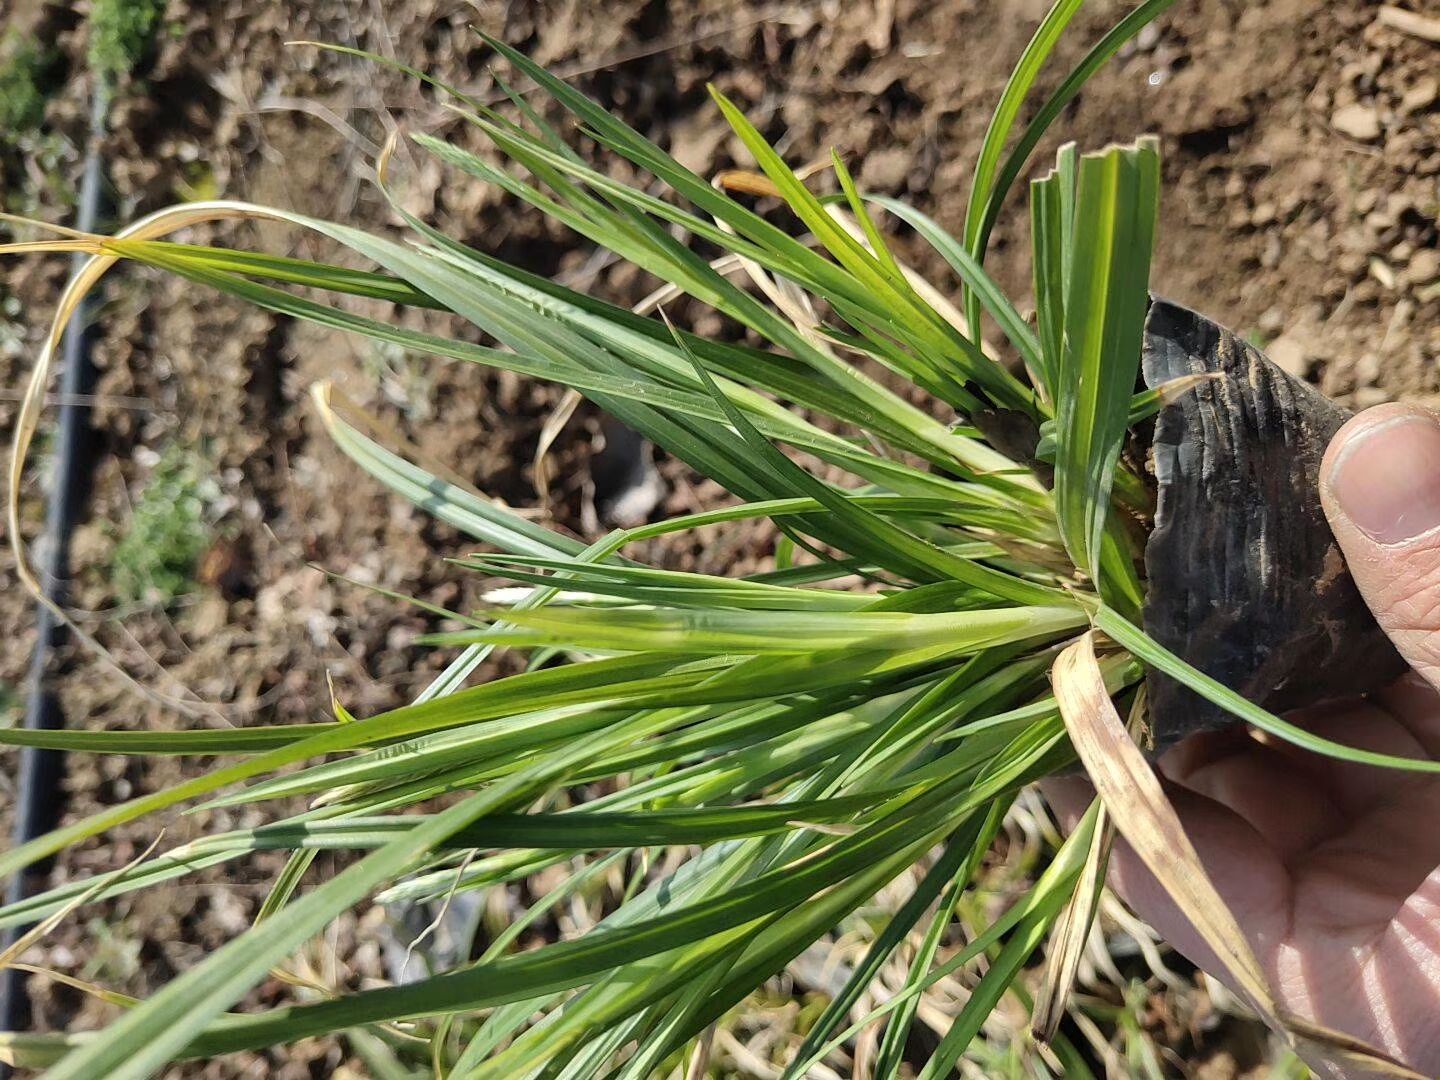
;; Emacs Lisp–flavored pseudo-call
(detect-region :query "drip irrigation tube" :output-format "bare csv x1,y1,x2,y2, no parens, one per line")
0,86,108,1050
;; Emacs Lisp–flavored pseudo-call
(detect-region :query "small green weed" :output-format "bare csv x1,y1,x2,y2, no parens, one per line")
80,917,144,987
0,32,73,223
89,0,165,85
0,33,54,145
111,444,218,606
0,682,20,727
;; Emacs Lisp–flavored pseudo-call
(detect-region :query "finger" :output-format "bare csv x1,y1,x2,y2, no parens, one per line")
1375,673,1440,757
1158,726,1253,784
1254,696,1432,815
1039,774,1290,976
1037,774,1093,832
1321,403,1440,690
1167,739,1342,859
1103,780,1291,982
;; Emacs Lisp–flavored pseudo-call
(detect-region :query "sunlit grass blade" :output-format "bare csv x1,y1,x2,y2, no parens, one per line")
674,324,1072,606
866,195,1046,394
971,0,1181,267
107,774,995,1060
0,643,725,880
914,892,1064,1079
829,149,914,297
962,0,1086,333
40,695,686,1078
314,385,592,558
1031,795,1113,1043
1046,138,1159,603
609,832,948,1078
421,43,1021,479
0,724,321,753
785,800,1100,1078
1096,607,1440,772
423,604,1086,656
707,86,1035,418
870,802,1010,1079
1029,141,1076,402
785,811,993,1074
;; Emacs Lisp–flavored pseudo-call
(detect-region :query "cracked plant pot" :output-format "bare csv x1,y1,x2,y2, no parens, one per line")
1139,299,1406,754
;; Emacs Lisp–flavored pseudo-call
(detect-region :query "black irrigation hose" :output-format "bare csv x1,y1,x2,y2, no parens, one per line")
0,86,108,1053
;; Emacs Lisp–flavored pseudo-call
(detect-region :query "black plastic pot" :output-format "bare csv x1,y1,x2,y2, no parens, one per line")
1140,299,1405,753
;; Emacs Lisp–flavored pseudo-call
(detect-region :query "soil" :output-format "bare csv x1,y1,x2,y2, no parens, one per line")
0,0,1435,1076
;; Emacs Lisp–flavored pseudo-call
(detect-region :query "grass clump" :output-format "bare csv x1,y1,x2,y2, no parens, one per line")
0,1,1432,1076
111,443,216,606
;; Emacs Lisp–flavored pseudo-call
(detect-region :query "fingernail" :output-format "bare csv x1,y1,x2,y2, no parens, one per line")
1331,411,1440,544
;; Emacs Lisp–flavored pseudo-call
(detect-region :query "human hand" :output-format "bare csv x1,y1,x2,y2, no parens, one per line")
1048,402,1440,1078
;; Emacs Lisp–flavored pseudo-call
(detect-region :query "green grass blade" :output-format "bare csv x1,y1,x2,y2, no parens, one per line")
830,150,914,295
707,87,1034,417
784,817,982,1072
915,898,1063,1080
675,326,1073,606
425,604,1086,657
865,195,1045,393
0,645,726,880
41,659,686,1078
1096,606,1440,773
143,779,979,1058
1029,154,1070,401
962,0,1086,332
871,798,1011,1079
781,801,1099,1077
0,724,322,753
1049,138,1159,601
972,0,1180,264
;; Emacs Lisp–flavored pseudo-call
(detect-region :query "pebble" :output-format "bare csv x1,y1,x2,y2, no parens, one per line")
1355,386,1390,409
1401,76,1439,115
859,146,911,191
1408,248,1440,283
1261,233,1283,269
1266,333,1312,378
1338,249,1368,277
1332,103,1382,141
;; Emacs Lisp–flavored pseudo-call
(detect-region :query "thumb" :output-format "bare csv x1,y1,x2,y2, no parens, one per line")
1321,402,1440,689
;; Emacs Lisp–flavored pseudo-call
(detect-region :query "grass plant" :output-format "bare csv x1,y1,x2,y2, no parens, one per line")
0,2,1430,1075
